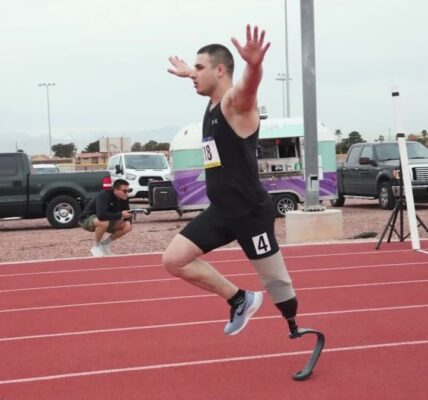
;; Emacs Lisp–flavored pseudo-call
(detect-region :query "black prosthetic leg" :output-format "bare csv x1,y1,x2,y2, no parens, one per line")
276,298,325,381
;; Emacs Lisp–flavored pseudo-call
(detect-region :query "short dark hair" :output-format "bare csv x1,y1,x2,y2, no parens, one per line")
113,179,129,189
197,44,234,76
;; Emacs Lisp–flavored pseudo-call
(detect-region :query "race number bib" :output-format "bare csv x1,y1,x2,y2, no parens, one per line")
252,232,272,255
202,136,221,169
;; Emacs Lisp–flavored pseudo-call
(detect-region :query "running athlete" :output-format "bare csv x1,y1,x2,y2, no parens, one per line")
163,25,300,337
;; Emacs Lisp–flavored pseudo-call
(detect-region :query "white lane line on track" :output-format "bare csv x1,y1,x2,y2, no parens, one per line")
1,303,427,343
0,339,427,385
1,279,428,314
0,263,164,278
1,242,423,267
1,248,426,277
1,260,428,293
1,259,428,286
0,278,182,293
3,261,428,293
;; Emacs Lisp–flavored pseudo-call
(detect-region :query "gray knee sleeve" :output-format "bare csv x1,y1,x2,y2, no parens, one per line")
250,251,296,303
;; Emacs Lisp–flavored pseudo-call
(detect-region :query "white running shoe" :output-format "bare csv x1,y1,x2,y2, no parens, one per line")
224,291,263,335
100,244,113,256
90,244,105,257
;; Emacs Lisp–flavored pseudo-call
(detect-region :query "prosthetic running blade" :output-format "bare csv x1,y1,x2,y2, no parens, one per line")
289,328,325,381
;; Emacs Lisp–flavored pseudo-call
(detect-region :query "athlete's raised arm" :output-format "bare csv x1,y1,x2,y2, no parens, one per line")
228,24,270,113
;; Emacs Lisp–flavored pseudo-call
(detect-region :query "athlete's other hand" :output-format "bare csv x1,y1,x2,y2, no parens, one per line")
167,56,193,78
231,25,270,67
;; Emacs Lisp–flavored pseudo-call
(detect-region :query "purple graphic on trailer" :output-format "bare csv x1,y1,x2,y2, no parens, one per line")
173,169,337,207
172,169,208,206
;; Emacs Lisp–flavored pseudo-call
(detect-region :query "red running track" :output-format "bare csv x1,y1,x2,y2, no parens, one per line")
0,240,428,399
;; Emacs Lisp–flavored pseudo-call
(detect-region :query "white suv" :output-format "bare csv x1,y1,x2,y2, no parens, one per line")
107,152,171,198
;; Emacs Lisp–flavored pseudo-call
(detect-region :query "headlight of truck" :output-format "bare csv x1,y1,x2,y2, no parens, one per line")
164,174,172,181
125,173,137,180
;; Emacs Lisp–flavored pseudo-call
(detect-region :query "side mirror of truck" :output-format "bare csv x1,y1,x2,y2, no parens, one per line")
115,164,123,175
359,157,377,167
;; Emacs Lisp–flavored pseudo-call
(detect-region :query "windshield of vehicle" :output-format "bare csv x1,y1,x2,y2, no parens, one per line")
124,154,168,169
376,142,428,161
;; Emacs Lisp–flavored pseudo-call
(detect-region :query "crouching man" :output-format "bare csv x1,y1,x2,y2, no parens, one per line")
80,179,132,256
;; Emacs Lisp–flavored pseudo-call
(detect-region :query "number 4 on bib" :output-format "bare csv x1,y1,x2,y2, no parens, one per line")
252,232,271,255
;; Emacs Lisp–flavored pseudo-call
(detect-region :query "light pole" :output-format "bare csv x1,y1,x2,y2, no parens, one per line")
38,82,55,157
283,0,291,117
276,73,286,118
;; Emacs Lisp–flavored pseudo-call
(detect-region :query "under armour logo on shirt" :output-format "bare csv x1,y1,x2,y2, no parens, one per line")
211,119,218,125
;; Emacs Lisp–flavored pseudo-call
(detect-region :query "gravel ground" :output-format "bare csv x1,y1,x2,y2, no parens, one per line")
1,199,428,263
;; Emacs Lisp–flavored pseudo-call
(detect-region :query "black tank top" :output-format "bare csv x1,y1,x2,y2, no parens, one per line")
202,101,268,217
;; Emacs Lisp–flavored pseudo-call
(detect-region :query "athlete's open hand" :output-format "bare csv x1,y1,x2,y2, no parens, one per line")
167,56,193,78
231,25,270,67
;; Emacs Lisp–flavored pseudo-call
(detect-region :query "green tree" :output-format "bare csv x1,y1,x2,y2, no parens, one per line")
421,130,427,145
348,131,364,145
133,140,171,151
336,140,349,154
143,140,159,151
52,143,76,158
335,131,365,154
156,142,170,151
334,129,342,143
83,140,100,153
131,142,144,151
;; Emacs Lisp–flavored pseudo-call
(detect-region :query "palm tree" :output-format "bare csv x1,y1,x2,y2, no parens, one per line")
421,129,427,145
335,129,342,143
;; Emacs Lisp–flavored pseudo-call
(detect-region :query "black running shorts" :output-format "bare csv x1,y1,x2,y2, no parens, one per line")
180,199,279,260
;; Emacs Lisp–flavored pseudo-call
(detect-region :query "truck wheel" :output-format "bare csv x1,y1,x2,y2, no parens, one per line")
378,182,395,210
46,195,81,229
330,192,345,207
273,194,298,217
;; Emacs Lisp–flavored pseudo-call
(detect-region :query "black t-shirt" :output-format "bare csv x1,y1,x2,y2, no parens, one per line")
80,190,129,221
203,102,268,217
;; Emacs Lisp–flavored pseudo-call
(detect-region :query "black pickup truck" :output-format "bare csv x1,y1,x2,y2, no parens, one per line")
0,152,111,228
332,141,428,209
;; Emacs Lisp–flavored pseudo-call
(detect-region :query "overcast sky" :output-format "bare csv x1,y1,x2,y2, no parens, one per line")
1,0,427,154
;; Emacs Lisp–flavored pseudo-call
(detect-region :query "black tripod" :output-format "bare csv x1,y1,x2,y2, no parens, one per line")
376,162,428,249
